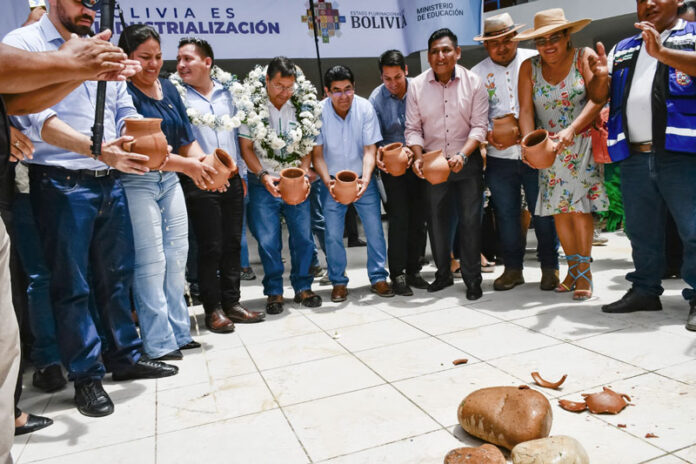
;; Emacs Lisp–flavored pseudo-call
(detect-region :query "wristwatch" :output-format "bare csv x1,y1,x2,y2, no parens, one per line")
456,151,469,165
256,169,269,181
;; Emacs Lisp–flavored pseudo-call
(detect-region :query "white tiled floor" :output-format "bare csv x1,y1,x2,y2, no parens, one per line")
12,231,696,463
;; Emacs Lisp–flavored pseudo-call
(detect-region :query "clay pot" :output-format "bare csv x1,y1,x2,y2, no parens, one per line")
444,444,505,464
331,170,359,205
421,149,450,185
122,118,169,169
492,114,520,148
202,149,237,190
521,129,557,170
381,142,409,177
511,436,589,464
278,167,309,205
457,386,553,451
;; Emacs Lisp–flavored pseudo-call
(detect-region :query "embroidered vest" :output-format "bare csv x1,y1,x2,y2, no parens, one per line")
608,22,696,161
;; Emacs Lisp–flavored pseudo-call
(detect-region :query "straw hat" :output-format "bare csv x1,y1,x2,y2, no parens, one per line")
513,8,591,41
473,13,525,41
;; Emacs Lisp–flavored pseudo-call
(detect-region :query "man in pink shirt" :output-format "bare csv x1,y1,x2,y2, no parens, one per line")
405,28,489,300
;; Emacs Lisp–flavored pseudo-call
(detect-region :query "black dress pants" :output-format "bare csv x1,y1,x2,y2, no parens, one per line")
427,151,484,282
381,169,428,277
184,175,244,313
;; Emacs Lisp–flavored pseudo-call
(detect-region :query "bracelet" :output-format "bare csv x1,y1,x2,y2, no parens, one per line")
256,169,269,182
456,151,469,165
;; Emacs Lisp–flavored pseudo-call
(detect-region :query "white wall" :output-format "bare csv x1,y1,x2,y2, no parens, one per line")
484,0,636,24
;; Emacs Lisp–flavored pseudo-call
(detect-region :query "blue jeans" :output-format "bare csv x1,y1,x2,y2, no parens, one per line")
321,178,388,285
11,193,60,369
241,175,250,269
310,178,326,268
121,172,192,358
247,175,314,295
29,165,141,382
486,157,559,270
620,151,696,299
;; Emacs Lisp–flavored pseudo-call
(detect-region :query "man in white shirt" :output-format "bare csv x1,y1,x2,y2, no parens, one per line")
589,0,696,330
472,13,560,292
239,57,321,315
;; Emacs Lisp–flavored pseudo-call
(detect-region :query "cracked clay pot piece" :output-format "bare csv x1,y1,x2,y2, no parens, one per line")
582,387,631,414
444,444,505,464
457,386,553,451
511,436,589,464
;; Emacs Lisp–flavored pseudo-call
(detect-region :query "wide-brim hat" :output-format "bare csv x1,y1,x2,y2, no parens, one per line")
474,13,525,41
512,8,591,41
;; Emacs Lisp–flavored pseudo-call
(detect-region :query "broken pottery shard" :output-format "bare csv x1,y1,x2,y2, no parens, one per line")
582,387,631,414
558,399,587,413
645,433,659,438
444,444,505,464
531,371,568,389
457,386,552,450
511,436,589,464
452,359,469,366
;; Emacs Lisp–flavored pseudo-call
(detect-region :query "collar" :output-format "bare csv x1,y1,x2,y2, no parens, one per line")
186,79,222,101
379,79,409,101
427,65,461,84
39,14,67,45
268,98,293,114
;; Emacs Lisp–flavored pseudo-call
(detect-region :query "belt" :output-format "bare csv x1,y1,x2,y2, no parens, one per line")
31,164,114,178
629,142,653,153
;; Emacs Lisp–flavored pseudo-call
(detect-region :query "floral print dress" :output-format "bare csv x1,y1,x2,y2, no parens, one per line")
531,50,608,216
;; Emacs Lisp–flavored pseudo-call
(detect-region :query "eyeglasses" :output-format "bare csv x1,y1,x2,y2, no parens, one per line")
269,83,296,93
79,0,101,10
534,33,564,47
330,88,355,97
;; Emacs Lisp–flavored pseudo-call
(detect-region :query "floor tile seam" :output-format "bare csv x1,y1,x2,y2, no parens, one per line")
300,312,400,332
17,434,157,464
565,341,686,372
433,331,565,364
237,328,325,348
505,316,629,344
276,381,391,409
668,443,696,456
651,370,694,387
639,454,688,464
584,412,674,455
394,310,505,336
311,428,447,463
258,352,360,374
238,337,314,463
343,334,434,354
353,361,485,385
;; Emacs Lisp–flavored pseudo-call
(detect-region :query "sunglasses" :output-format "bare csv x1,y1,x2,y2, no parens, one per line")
79,0,101,11
534,33,564,47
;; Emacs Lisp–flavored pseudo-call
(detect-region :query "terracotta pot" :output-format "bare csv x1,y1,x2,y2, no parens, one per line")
492,113,520,148
521,129,557,169
122,118,168,169
381,142,409,177
421,149,450,185
278,167,309,205
202,149,237,190
331,170,359,205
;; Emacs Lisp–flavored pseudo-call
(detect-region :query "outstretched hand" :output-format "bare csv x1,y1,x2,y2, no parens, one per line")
60,30,142,82
635,22,663,59
588,41,609,79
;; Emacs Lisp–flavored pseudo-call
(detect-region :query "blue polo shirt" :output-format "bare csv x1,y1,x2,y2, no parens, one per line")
368,79,410,146
315,95,382,176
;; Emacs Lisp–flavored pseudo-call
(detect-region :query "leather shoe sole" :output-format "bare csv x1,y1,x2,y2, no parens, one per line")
15,414,53,436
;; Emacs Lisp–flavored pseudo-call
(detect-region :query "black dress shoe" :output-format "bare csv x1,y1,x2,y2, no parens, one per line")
686,300,696,332
392,275,413,296
601,288,662,313
465,279,483,301
406,272,429,290
180,340,201,350
347,238,367,247
32,364,67,393
266,295,284,315
152,349,183,361
427,275,453,293
112,359,178,381
293,291,323,308
15,413,53,436
74,379,114,417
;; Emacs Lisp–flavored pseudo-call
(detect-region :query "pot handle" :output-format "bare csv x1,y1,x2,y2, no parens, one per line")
122,139,136,152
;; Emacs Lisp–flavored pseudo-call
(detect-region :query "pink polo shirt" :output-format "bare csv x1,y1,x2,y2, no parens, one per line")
405,65,488,158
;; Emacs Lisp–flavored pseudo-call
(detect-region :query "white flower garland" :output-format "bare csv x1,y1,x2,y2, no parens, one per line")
237,65,322,172
169,65,245,131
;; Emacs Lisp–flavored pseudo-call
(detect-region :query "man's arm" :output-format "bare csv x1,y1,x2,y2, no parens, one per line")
638,21,696,76
518,59,536,138
40,115,149,174
587,42,611,104
3,81,82,115
357,144,376,199
238,136,280,197
0,31,135,94
311,145,331,186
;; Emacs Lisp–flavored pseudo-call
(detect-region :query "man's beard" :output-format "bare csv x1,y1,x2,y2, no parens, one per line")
57,3,93,36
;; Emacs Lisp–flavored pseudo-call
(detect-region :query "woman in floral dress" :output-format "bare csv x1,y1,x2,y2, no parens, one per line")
517,9,609,300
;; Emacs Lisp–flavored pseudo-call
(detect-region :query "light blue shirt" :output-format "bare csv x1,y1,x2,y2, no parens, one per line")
184,82,247,177
368,79,410,146
316,95,382,177
3,15,139,170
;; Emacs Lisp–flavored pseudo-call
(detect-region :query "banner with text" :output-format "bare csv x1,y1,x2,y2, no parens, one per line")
98,0,481,59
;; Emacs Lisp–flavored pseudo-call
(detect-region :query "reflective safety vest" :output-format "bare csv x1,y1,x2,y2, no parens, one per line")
608,21,696,161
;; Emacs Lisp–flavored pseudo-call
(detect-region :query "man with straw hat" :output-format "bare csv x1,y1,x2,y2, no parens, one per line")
588,0,696,331
472,13,560,293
